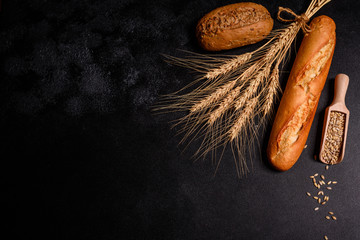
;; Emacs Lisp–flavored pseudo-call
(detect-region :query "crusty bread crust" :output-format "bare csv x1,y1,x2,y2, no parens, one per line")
267,15,336,171
196,2,273,51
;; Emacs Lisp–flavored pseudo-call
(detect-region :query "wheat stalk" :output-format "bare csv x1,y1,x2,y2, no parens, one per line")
190,79,237,113
235,65,270,111
229,98,258,141
205,52,253,80
261,67,281,118
229,97,259,177
208,86,241,125
156,0,332,177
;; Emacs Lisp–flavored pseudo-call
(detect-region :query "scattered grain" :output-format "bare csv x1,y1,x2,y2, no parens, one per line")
321,175,325,180
326,216,330,220
332,216,337,220
327,187,332,190
329,212,334,215
315,207,319,211
307,192,311,196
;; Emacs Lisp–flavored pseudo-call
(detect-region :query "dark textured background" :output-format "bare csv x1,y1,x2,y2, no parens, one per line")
2,0,360,239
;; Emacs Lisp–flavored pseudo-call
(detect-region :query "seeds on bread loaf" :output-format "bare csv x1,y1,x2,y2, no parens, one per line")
196,2,273,51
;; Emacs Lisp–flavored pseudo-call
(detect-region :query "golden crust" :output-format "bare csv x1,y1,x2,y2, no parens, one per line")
267,15,336,171
196,2,273,51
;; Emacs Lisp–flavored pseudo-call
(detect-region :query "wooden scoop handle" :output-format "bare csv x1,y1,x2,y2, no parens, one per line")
333,73,349,105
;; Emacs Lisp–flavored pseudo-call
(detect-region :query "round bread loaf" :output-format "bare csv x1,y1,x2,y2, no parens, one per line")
196,2,273,51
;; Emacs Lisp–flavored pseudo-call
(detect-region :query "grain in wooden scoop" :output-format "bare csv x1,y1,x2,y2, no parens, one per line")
319,74,350,164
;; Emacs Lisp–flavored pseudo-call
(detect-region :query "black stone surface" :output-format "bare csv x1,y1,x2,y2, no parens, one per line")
2,0,360,239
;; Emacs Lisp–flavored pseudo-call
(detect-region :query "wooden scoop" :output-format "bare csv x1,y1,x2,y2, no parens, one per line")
319,74,350,164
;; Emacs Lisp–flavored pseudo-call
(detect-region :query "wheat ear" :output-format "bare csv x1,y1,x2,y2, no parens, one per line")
229,97,258,141
205,63,258,124
190,79,237,112
205,53,253,80
260,67,280,118
208,86,241,125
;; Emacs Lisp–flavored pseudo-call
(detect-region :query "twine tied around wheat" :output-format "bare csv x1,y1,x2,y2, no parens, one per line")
277,6,312,33
157,0,332,177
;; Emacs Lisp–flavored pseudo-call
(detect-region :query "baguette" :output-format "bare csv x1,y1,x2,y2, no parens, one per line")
267,15,336,171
